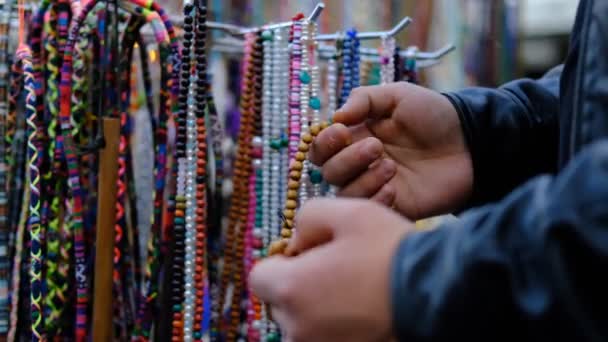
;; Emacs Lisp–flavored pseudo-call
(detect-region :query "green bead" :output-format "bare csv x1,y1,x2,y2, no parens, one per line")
309,169,323,184
280,137,289,147
261,248,267,257
406,59,416,70
173,304,182,312
267,332,280,342
270,139,282,150
262,30,273,41
299,71,311,84
309,97,321,110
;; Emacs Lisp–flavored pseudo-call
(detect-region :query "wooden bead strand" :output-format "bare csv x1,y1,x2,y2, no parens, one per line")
268,121,330,257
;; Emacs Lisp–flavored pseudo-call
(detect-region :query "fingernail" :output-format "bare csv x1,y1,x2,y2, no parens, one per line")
332,111,344,123
380,186,396,206
381,160,397,179
363,141,382,160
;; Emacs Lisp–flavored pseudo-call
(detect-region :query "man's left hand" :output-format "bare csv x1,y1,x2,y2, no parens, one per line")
250,198,413,342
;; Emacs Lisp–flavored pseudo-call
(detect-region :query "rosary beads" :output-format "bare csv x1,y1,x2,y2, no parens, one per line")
268,121,330,257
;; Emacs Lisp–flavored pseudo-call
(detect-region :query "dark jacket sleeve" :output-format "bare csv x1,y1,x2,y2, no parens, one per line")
391,139,608,341
444,66,562,208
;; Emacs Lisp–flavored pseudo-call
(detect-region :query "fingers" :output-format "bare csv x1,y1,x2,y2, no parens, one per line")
322,137,383,186
332,84,404,126
338,159,396,198
294,198,368,238
250,256,293,306
370,183,397,207
309,123,351,166
284,219,334,257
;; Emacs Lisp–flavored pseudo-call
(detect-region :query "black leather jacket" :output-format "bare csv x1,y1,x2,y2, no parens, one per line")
391,1,608,340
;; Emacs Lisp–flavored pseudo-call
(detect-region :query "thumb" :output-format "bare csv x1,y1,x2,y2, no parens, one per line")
286,198,369,255
249,256,294,305
333,84,403,126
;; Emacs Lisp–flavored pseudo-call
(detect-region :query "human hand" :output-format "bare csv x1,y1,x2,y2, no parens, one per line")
310,82,473,219
250,198,413,342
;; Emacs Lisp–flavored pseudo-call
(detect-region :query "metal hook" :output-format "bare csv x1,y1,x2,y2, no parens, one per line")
410,43,455,60
307,2,325,22
316,16,412,41
205,2,325,36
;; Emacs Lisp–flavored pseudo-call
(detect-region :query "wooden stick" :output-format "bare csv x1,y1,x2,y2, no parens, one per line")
92,118,120,342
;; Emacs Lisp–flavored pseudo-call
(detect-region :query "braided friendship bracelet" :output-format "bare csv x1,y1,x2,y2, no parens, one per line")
16,44,45,342
56,2,180,339
42,3,64,334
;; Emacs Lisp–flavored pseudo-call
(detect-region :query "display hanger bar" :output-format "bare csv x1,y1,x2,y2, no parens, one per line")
206,2,324,36
407,44,455,60
316,16,412,41
317,43,455,61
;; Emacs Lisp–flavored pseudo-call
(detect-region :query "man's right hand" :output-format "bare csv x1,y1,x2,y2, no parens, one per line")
310,82,473,220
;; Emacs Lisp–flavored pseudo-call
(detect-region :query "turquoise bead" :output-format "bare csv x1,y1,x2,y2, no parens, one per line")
309,169,323,184
299,71,311,84
194,332,202,339
270,139,282,150
262,30,273,41
309,97,321,110
280,136,289,147
261,248,267,257
173,304,182,312
267,332,280,342
406,59,416,70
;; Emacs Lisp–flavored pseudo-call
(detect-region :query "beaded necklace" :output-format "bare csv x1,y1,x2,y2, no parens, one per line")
183,1,199,339
170,2,195,340
287,14,303,172
256,29,273,342
216,32,256,342
380,36,396,84
192,1,209,340
232,32,262,341
339,29,360,107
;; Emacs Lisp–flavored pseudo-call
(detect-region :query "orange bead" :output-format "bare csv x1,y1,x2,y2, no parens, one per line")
288,180,299,190
289,170,301,181
283,209,295,220
291,161,303,171
286,200,297,209
302,133,313,143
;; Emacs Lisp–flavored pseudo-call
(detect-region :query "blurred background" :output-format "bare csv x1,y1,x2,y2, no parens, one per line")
157,0,578,91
